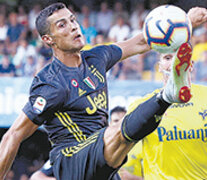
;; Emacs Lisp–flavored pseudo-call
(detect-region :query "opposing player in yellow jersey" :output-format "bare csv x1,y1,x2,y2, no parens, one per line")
123,52,207,180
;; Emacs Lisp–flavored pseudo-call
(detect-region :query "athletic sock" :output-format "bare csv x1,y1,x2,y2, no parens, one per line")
121,92,171,142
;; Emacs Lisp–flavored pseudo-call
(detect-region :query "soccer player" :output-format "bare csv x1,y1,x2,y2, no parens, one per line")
123,53,207,179
0,3,206,180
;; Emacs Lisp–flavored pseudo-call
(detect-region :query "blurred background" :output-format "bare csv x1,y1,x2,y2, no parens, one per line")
0,0,207,179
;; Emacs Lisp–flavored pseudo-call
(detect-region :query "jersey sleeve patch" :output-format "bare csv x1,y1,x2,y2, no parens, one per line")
33,96,47,114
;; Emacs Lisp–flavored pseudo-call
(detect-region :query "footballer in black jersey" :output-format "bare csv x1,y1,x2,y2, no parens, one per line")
0,2,205,180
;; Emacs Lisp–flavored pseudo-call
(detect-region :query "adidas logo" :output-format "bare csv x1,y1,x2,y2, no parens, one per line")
79,88,86,96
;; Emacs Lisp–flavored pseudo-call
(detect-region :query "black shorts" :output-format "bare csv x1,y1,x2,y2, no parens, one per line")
52,128,125,180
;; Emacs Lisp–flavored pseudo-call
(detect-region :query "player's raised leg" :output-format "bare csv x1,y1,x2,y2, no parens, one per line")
103,42,193,169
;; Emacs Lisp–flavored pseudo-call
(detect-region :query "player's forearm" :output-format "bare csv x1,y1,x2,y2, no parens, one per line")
0,132,21,179
116,33,151,61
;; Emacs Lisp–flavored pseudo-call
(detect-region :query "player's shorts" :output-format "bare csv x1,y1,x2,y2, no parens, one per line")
52,128,125,180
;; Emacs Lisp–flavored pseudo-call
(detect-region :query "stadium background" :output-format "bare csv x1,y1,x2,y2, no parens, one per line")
0,0,207,179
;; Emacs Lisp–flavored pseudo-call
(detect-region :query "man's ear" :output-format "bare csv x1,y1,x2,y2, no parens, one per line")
41,35,54,46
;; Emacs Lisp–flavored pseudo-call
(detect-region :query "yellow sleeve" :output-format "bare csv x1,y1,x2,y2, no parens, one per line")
126,89,161,115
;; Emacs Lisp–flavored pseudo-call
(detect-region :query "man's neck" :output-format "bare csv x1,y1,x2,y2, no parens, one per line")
54,50,82,67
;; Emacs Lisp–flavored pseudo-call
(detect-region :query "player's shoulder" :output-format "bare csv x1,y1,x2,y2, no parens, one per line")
82,44,120,57
35,59,66,84
31,62,66,95
192,83,207,92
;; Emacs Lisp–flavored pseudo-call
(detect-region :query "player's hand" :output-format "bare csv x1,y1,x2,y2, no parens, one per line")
188,7,207,28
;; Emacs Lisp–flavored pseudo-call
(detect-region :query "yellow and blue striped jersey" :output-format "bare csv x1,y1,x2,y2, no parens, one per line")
124,84,207,180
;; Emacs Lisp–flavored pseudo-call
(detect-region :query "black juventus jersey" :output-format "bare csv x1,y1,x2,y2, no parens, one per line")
23,45,122,152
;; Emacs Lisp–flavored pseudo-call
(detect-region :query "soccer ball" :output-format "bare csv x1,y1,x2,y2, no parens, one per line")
143,5,192,53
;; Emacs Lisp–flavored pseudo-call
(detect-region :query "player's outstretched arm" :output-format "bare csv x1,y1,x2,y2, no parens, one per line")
188,7,207,28
116,7,207,61
115,32,151,61
0,112,38,179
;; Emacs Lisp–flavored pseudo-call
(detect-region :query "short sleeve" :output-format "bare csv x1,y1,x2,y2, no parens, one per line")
89,45,122,71
23,78,66,125
102,45,122,71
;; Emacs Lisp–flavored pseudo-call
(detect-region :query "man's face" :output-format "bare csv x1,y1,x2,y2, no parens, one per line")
159,53,174,83
159,53,192,84
159,53,174,74
110,112,126,126
47,8,85,52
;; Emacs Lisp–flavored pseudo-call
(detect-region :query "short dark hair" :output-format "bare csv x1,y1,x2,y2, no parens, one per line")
35,3,66,37
110,106,126,116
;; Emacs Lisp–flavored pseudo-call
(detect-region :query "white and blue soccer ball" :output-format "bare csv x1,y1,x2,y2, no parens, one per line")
143,5,192,53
